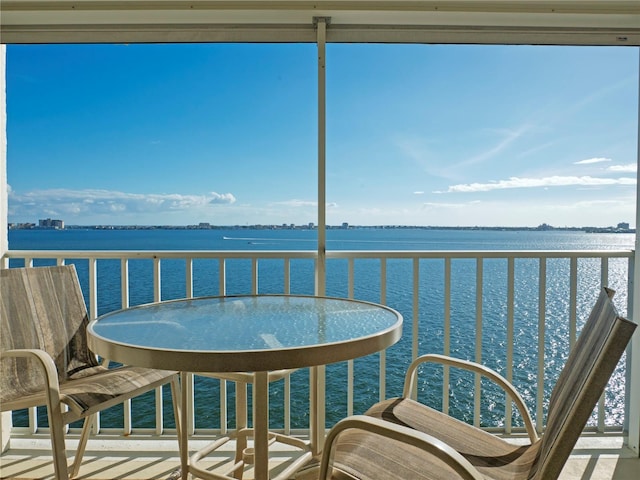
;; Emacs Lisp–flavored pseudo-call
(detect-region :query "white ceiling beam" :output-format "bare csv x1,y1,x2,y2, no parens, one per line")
1,1,639,15
1,1,639,45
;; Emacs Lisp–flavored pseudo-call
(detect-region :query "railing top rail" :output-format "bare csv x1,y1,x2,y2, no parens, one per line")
326,250,634,259
3,250,318,260
2,248,634,261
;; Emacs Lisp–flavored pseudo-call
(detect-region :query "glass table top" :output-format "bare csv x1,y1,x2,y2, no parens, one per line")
89,295,402,354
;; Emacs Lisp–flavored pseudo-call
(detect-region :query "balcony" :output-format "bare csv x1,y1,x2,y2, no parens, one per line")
1,247,638,479
1,2,639,479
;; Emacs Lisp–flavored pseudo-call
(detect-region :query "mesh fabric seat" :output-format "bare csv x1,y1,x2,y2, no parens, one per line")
0,265,181,479
302,287,636,480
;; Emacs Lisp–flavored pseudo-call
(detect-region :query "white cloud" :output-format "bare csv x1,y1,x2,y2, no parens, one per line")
272,199,317,207
209,192,237,204
393,124,530,182
574,157,611,165
515,141,557,159
608,163,637,173
8,188,236,221
423,200,482,209
272,199,338,208
413,191,424,195
459,125,530,167
439,175,636,193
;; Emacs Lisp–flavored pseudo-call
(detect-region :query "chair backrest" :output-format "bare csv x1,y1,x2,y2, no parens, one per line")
534,287,637,479
1,265,100,403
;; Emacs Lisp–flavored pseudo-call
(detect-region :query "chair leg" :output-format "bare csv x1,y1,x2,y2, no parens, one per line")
69,414,95,478
170,376,183,452
46,403,70,480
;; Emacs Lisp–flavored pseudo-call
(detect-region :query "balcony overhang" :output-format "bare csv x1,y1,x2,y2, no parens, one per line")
1,1,639,45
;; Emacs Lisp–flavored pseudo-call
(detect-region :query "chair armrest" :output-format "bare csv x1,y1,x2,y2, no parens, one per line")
319,415,485,480
1,348,62,409
404,354,538,443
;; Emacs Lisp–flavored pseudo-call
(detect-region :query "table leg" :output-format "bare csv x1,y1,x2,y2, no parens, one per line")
234,381,248,478
309,365,326,456
253,371,269,480
180,372,189,480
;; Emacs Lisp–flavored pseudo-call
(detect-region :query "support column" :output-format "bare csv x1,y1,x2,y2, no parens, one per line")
313,17,329,453
0,44,11,454
627,49,640,456
315,16,328,297
0,46,6,257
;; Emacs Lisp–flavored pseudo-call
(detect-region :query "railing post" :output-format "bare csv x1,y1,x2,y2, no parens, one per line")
536,258,547,434
0,412,10,454
88,258,101,435
626,255,638,454
121,258,133,434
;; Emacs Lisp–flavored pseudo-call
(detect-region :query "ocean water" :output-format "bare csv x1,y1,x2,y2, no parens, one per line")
7,228,636,431
9,226,636,252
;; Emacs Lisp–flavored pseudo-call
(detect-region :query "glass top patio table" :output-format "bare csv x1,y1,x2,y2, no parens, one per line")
87,294,402,480
88,294,403,373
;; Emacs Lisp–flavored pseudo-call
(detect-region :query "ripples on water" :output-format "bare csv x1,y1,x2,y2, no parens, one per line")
8,229,634,431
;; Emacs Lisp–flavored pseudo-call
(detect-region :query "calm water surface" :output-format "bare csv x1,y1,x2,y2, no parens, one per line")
8,227,636,251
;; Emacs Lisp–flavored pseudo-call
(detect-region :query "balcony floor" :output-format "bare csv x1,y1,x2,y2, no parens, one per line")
1,433,638,479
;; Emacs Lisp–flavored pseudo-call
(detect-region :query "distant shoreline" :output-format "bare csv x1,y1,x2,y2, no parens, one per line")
8,224,636,234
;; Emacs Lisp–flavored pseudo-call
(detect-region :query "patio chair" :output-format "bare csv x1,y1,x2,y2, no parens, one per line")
0,265,181,480
304,287,636,480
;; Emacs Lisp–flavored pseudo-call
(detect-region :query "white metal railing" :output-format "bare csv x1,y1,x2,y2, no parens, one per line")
2,248,635,441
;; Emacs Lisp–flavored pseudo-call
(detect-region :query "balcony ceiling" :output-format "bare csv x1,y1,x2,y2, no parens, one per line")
1,0,639,45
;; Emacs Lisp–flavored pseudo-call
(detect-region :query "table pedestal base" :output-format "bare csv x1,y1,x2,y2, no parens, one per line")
189,429,312,480
181,371,314,480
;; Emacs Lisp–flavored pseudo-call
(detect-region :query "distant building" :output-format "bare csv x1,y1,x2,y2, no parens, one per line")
341,222,349,229
10,223,35,229
617,222,630,230
198,222,211,229
536,223,553,231
39,218,64,229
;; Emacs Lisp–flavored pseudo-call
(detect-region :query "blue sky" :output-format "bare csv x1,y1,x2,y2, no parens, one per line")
6,43,639,228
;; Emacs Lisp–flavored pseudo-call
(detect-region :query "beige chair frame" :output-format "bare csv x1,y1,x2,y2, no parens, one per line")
312,287,636,480
1,265,182,479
